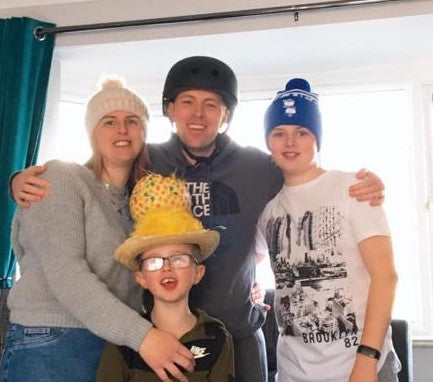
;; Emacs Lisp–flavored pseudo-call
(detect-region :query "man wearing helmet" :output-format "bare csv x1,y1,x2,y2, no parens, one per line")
148,56,277,381
161,56,237,158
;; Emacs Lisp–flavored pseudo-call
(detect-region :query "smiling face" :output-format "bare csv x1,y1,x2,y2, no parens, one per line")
166,89,229,157
92,110,146,170
268,124,323,185
134,243,205,305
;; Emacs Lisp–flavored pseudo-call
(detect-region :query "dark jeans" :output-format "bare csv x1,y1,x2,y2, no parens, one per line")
233,328,268,382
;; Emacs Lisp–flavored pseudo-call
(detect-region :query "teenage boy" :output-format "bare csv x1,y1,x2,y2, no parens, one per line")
96,173,234,382
256,78,401,381
10,56,385,382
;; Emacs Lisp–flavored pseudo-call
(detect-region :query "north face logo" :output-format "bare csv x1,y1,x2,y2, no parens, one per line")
187,180,240,217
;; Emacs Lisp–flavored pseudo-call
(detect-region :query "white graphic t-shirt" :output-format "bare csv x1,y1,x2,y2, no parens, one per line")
256,170,393,382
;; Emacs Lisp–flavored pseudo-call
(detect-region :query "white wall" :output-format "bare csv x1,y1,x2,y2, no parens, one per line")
414,346,433,382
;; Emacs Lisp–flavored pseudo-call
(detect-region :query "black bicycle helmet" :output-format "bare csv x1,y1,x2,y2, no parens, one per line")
162,56,238,118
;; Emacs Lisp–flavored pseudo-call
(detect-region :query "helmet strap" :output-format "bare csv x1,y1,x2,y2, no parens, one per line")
180,136,221,166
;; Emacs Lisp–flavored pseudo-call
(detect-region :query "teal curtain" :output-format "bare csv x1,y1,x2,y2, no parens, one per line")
0,17,55,288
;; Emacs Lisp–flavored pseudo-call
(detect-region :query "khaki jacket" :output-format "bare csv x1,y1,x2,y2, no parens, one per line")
96,309,234,382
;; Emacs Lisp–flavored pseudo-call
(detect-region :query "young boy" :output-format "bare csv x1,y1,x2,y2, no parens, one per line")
96,173,234,382
256,78,401,381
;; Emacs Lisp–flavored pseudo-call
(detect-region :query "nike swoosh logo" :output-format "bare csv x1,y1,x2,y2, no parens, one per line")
194,352,210,359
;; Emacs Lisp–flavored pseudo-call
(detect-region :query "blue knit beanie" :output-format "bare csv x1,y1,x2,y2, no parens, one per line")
264,78,322,150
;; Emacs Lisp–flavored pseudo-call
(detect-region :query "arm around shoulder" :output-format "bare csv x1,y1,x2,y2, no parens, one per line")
349,169,385,206
10,164,49,207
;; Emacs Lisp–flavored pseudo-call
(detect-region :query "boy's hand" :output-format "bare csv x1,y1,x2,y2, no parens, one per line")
349,169,385,206
251,282,271,311
139,328,195,382
349,354,378,382
11,165,49,208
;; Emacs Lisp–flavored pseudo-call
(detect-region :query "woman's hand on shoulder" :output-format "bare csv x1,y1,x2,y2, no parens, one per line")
138,327,195,381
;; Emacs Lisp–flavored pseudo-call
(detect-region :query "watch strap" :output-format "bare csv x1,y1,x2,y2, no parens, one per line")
357,344,381,360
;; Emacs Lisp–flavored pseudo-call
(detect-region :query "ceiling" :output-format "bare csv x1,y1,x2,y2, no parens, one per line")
56,12,433,105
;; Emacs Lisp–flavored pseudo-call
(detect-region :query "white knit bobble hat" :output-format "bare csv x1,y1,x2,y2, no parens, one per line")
85,77,149,136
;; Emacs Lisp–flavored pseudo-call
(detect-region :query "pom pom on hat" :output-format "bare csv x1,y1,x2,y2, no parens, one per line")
98,76,124,88
264,77,322,150
284,78,311,93
85,76,149,136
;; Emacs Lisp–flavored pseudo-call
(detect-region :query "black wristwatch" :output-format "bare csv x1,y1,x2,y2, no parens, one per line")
357,344,381,360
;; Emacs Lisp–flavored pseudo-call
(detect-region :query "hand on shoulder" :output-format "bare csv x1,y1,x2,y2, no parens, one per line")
11,165,49,208
349,169,385,206
138,327,194,382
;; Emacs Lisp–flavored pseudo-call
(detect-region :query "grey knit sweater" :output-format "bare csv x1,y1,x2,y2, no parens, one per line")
8,160,152,351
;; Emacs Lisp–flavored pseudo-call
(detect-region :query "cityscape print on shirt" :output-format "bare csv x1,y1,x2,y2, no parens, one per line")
264,205,359,346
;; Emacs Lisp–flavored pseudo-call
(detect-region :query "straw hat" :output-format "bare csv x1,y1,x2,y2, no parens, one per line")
114,173,220,271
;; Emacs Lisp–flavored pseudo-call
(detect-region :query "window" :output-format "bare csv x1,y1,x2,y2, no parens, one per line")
38,83,432,340
39,101,88,164
319,89,422,335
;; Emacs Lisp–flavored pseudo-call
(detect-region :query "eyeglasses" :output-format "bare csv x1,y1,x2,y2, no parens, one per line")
138,254,198,272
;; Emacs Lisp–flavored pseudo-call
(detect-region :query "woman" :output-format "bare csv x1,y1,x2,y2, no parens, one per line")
0,78,193,382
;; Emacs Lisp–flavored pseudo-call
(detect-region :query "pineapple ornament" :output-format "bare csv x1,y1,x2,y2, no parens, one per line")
114,173,220,271
129,173,191,222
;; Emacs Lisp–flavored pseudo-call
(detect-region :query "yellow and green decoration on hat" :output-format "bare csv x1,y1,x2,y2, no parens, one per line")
115,173,220,271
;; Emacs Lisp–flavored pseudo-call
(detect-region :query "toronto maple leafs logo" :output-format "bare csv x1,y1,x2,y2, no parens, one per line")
190,345,210,359
283,99,296,116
